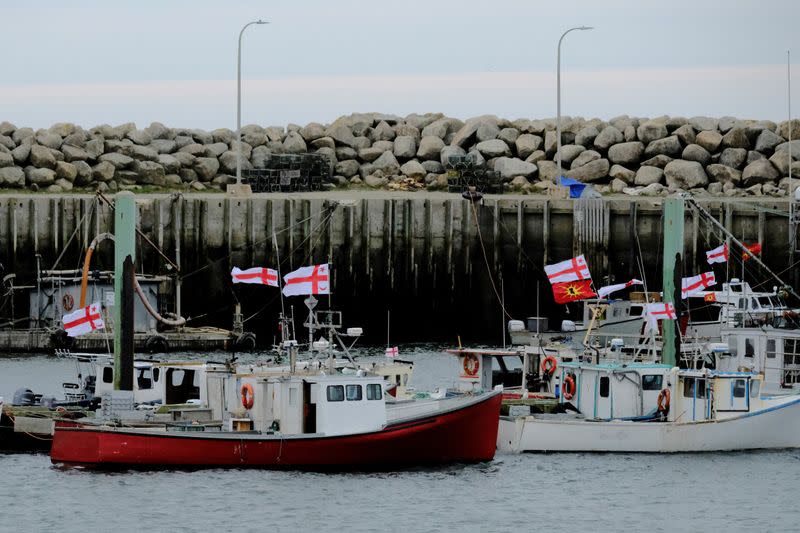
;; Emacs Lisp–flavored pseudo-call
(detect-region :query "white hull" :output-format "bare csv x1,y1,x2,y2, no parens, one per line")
498,396,800,453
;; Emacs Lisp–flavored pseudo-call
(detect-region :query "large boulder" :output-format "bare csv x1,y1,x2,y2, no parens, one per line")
672,124,696,146
498,128,520,147
334,159,360,178
475,139,511,158
681,144,712,166
127,129,153,146
644,136,682,157
11,142,31,165
689,116,719,131
35,131,63,150
741,159,780,187
634,166,664,186
157,154,181,174
706,164,742,185
417,136,445,161
575,126,599,148
609,164,635,184
0,166,24,187
55,161,77,182
92,161,115,182
721,127,750,149
476,122,500,142
564,158,610,183
134,161,166,185
194,157,220,181
420,118,451,139
555,144,585,166
62,145,90,162
299,123,325,142
370,121,396,142
636,120,668,144
393,136,416,159
99,152,133,169
593,126,624,150
695,130,723,152
641,154,673,169
607,141,644,165
372,151,400,175
27,167,56,186
571,150,601,169
30,145,57,168
719,148,748,169
664,160,708,189
493,157,538,180
400,160,426,180
515,134,543,160
358,147,383,163
325,124,357,148
282,132,307,154
85,138,104,159
0,152,12,168
754,129,784,153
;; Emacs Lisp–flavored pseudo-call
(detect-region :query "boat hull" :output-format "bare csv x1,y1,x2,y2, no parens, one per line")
498,396,800,453
51,391,502,468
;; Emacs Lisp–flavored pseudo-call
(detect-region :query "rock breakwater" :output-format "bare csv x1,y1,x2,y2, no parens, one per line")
0,114,799,197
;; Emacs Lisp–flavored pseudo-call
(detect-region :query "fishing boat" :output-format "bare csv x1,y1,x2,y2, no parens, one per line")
50,371,502,468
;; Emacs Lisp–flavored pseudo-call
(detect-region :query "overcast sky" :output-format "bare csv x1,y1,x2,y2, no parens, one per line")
2,0,799,129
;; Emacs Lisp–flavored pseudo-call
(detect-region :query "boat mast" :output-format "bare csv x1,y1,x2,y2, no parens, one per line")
661,196,684,367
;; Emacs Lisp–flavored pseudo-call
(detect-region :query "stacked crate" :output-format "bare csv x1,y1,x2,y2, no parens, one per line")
445,155,501,193
244,153,333,192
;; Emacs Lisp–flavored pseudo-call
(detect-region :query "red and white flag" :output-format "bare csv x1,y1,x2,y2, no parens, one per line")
706,243,728,264
644,302,677,330
62,302,105,337
597,279,643,299
231,266,279,286
681,272,716,299
544,255,592,284
385,346,399,358
282,263,330,296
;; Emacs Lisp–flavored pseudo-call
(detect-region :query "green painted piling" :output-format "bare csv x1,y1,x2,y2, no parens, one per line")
113,192,136,391
661,196,684,368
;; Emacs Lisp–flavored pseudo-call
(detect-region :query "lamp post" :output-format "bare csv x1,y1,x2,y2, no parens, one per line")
556,26,593,180
233,19,268,194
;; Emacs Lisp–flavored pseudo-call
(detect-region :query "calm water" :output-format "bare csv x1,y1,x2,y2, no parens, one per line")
1,346,799,532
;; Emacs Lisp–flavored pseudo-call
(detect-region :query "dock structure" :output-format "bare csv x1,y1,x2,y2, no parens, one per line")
0,192,797,343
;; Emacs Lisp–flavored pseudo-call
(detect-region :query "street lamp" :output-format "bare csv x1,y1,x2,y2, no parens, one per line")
556,26,593,180
233,19,268,194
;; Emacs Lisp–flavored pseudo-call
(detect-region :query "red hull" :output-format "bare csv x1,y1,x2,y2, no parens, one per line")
51,392,501,468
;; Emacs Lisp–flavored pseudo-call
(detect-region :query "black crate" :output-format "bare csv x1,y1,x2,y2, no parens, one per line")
244,153,333,192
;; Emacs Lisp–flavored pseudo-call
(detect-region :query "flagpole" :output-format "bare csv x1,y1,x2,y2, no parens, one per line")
272,231,286,319
386,309,390,350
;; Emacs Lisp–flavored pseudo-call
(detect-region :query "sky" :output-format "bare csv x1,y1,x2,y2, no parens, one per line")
1,0,799,130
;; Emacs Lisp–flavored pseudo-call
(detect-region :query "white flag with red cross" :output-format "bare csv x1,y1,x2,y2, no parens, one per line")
681,272,716,299
644,302,677,331
544,255,592,284
385,346,399,358
597,279,643,299
231,266,279,287
62,302,105,337
282,264,331,296
705,243,728,264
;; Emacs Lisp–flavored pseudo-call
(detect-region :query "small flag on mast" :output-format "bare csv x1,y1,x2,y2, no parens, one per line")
385,346,399,358
705,243,728,264
62,302,105,337
681,272,716,299
544,255,592,284
597,279,643,299
282,264,331,296
231,266,279,286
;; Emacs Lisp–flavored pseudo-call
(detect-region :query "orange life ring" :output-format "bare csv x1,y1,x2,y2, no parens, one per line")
541,355,557,375
563,374,576,400
463,354,480,377
241,383,254,410
657,388,670,412
62,293,74,312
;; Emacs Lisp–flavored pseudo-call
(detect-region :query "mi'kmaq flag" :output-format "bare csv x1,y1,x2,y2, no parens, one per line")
62,302,105,337
231,267,279,286
705,243,729,264
597,279,643,299
644,302,677,330
742,243,762,261
545,255,597,304
282,263,330,297
681,272,716,299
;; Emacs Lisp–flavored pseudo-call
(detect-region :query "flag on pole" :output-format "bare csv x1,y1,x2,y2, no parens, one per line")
681,272,716,298
544,255,592,284
644,302,677,330
282,264,330,296
551,279,597,304
705,243,728,264
742,243,762,261
231,266,279,286
597,279,643,299
385,346,399,358
62,302,105,337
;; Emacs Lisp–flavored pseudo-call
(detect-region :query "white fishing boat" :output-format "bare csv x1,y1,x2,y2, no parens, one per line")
496,359,800,453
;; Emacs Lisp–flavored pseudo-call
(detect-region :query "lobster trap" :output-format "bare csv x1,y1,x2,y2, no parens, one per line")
243,153,333,192
446,155,501,194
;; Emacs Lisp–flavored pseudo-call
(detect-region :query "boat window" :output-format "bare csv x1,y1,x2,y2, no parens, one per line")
630,305,643,317
326,385,344,402
136,368,153,390
345,384,362,401
102,366,113,383
367,383,382,401
641,375,663,391
766,339,776,359
745,339,755,358
732,379,747,398
683,378,707,398
758,296,773,308
738,298,746,309
599,376,610,398
751,298,759,310
730,284,742,292
403,374,409,386
688,301,721,322
153,368,160,382
289,387,297,406
395,375,401,385
171,369,185,386
750,380,761,398
784,340,800,384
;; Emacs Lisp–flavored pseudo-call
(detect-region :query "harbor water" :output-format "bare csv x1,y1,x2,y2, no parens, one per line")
1,346,799,532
